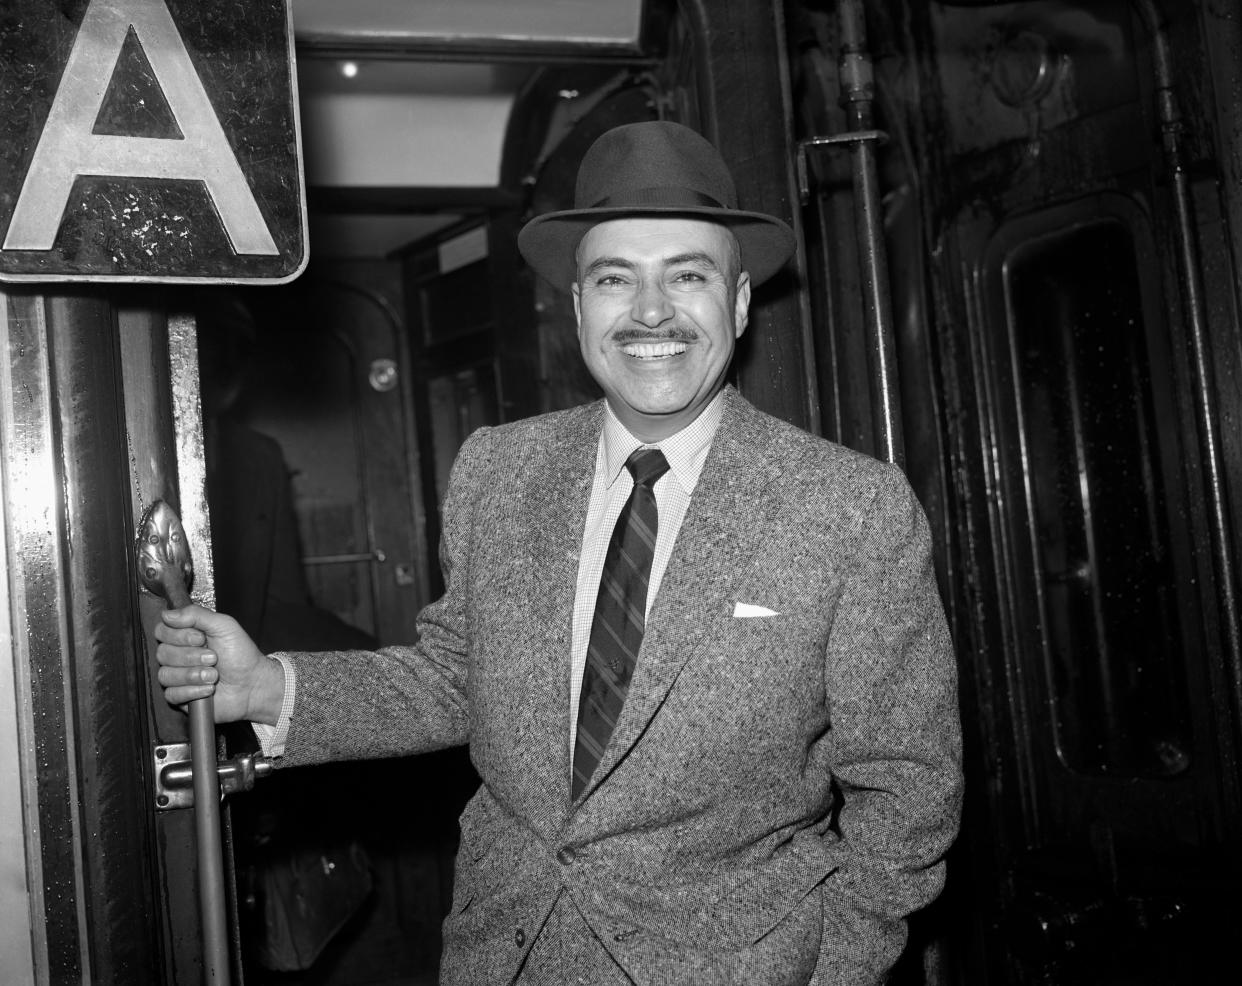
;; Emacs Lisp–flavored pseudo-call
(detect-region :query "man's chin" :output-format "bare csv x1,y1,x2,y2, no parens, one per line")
617,394,693,420
607,391,715,440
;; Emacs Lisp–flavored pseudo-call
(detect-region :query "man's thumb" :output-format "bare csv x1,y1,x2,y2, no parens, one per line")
160,603,219,631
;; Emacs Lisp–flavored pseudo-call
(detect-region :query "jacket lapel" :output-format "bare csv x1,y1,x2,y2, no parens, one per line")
506,403,601,818
578,389,791,800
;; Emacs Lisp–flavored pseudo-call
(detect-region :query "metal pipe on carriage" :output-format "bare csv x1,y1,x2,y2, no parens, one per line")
838,0,904,467
1133,0,1242,716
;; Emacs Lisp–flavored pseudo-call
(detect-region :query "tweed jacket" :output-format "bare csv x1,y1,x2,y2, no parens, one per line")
280,386,963,985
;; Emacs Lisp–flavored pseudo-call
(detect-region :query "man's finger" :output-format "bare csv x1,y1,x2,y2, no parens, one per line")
157,664,217,690
162,683,216,706
156,643,216,669
153,622,207,647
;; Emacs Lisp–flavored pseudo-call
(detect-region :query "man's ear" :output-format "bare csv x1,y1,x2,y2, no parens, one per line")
571,281,582,334
734,271,752,338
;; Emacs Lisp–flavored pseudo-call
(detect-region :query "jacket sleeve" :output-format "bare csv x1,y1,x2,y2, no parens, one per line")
275,427,494,766
812,464,963,984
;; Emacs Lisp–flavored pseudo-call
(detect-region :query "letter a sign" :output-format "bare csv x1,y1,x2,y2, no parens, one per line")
0,0,306,282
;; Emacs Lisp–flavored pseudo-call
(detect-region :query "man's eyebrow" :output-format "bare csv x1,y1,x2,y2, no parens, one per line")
664,251,721,270
581,256,638,278
581,252,721,278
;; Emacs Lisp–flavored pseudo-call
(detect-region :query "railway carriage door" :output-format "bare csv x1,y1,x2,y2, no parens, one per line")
956,193,1237,983
1,2,305,983
923,4,1242,981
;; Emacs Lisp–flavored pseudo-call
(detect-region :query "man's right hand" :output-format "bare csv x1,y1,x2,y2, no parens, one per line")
154,606,285,726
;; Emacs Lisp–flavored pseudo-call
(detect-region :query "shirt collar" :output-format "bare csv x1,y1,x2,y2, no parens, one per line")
599,390,725,493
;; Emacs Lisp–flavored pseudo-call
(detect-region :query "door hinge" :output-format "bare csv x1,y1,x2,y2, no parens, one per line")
154,743,274,811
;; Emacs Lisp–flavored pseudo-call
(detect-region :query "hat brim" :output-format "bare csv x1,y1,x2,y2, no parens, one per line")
517,205,796,291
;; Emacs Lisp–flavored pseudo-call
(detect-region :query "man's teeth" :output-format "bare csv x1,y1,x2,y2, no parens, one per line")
622,341,687,359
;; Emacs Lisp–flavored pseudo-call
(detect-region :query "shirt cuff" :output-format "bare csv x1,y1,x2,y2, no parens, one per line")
251,653,296,758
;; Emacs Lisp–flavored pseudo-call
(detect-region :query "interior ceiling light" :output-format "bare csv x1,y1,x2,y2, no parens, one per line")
340,60,359,79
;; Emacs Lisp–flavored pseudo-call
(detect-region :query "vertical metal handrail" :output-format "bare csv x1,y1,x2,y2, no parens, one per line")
838,0,904,467
793,0,903,464
1133,0,1242,716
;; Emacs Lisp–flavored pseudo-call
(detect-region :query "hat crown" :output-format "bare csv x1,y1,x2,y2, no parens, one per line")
574,121,739,211
517,120,795,288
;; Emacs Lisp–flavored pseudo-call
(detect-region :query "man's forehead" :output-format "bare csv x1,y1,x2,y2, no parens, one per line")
577,216,737,261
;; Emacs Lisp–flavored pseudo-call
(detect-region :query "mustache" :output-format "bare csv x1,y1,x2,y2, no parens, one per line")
611,327,697,344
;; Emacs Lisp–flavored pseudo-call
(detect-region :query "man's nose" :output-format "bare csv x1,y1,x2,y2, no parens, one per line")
631,281,674,327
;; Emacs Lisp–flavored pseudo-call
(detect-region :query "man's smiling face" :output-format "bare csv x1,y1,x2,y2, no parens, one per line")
572,217,751,442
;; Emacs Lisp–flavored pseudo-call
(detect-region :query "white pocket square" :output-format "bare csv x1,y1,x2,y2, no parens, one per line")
732,602,779,618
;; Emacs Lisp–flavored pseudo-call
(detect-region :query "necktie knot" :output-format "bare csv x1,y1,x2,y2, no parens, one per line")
626,447,670,489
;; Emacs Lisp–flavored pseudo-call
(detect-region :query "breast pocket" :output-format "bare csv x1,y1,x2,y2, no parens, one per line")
668,612,829,763
701,612,826,691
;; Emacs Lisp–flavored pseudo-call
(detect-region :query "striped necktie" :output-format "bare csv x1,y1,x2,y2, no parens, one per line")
572,447,670,800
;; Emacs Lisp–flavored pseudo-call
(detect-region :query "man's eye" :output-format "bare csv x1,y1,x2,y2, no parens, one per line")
673,270,706,283
594,273,627,287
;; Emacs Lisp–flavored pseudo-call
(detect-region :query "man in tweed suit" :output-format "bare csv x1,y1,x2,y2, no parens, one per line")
157,121,963,985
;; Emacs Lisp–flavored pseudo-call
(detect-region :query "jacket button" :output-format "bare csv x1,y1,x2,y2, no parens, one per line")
515,927,526,947
556,847,576,865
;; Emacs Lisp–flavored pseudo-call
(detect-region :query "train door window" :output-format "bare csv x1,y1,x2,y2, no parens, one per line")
999,209,1193,778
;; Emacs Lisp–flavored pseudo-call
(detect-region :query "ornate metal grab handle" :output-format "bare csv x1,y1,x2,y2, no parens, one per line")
137,500,195,607
137,499,232,986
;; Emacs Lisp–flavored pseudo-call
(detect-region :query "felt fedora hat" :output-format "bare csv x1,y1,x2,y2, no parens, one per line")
518,121,796,289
